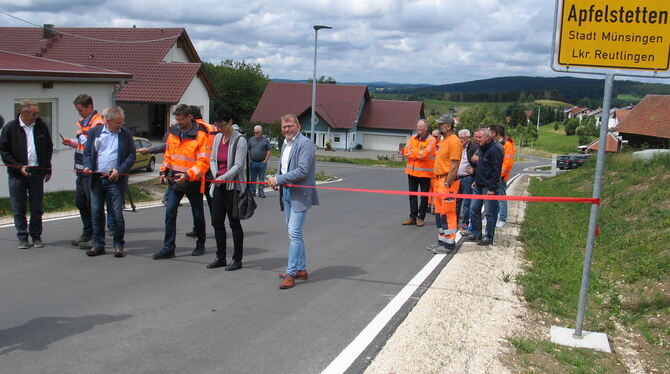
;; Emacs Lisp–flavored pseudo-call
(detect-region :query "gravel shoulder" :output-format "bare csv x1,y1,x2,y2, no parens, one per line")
365,174,532,374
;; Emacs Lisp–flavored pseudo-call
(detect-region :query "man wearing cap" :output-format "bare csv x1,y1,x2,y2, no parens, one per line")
427,114,462,254
400,119,436,227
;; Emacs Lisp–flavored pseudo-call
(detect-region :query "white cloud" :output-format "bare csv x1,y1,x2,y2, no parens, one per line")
0,0,574,84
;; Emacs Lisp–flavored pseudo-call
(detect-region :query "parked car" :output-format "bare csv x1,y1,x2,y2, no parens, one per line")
572,154,592,168
557,155,573,169
131,137,156,172
557,154,592,170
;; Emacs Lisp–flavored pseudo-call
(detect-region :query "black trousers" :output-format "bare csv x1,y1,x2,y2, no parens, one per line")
408,174,431,220
211,186,244,261
8,171,45,240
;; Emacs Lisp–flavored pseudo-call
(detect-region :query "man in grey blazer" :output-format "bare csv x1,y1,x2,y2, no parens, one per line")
267,114,319,289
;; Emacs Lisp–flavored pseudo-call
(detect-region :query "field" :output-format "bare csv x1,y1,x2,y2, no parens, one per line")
532,123,580,155
505,153,670,373
422,99,512,116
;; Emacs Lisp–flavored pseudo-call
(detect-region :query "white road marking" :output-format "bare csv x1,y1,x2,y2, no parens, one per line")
321,232,463,374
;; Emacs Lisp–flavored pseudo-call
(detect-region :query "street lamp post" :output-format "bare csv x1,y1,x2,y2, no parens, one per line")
311,24,332,145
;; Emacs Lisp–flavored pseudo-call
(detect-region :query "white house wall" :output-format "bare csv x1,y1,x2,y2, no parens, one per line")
162,42,191,63
171,76,210,123
0,81,115,149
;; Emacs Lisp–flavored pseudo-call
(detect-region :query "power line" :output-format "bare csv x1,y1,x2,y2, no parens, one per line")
0,9,182,44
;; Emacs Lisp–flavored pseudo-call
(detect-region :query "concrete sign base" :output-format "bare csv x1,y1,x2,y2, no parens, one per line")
550,326,612,353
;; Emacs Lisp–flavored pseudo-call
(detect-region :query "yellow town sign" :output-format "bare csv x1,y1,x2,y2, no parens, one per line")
558,0,670,71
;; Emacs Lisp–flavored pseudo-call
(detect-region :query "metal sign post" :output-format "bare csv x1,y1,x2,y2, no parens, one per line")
548,0,669,352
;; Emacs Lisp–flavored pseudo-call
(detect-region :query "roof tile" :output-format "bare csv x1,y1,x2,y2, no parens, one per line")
616,95,670,139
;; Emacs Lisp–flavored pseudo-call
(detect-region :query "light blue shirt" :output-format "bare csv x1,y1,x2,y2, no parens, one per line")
94,125,119,173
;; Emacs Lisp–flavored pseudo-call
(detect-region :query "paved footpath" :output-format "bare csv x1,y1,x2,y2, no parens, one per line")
365,174,532,374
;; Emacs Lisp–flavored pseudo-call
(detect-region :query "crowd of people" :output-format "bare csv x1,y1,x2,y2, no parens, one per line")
0,95,315,290
401,114,515,253
1,93,514,288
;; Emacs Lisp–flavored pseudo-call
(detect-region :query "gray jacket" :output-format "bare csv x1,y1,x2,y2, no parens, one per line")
209,130,247,194
276,132,319,212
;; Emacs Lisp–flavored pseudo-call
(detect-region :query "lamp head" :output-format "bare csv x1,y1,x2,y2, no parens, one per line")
314,25,333,31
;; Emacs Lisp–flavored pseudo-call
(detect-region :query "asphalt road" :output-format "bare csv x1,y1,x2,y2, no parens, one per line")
0,157,548,374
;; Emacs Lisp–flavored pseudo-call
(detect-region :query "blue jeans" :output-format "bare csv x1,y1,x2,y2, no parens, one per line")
282,188,308,276
249,161,267,196
456,175,474,226
469,186,499,240
163,187,205,251
8,171,45,240
498,179,508,222
90,176,125,247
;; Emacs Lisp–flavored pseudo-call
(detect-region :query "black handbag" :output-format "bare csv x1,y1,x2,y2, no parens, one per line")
229,135,256,220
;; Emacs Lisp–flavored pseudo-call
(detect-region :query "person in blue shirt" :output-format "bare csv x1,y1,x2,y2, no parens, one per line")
82,106,136,257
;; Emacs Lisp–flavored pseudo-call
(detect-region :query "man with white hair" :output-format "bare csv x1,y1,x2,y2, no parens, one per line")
401,119,436,227
247,124,271,198
467,127,503,246
456,128,478,231
0,99,53,249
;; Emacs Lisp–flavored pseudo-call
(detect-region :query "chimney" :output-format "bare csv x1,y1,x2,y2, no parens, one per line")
43,24,54,39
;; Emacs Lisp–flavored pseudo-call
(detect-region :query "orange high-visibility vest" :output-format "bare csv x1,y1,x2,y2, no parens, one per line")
501,137,515,182
161,120,211,192
73,111,105,171
402,133,436,178
195,119,218,148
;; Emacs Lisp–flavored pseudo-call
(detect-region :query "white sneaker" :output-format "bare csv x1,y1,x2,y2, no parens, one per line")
496,221,506,228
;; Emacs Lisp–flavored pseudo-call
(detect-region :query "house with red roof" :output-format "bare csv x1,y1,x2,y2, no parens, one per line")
251,81,424,151
0,26,216,146
616,95,670,148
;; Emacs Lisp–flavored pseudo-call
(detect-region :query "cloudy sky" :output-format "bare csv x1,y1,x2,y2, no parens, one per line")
1,0,568,84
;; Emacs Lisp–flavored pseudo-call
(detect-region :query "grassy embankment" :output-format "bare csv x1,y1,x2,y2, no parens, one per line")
506,153,670,373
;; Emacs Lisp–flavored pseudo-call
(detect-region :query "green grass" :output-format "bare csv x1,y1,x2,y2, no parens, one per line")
515,152,670,372
423,99,512,116
617,94,642,102
315,155,405,168
507,337,623,373
0,180,155,217
535,99,573,107
533,123,580,155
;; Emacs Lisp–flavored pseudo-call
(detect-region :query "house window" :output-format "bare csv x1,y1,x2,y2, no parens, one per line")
14,99,56,138
334,136,341,143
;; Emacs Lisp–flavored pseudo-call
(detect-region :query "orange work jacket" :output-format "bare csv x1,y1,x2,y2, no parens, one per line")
501,137,515,182
161,120,211,191
402,132,436,178
73,111,105,171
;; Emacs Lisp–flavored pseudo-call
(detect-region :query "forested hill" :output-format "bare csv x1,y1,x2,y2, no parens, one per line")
399,76,670,104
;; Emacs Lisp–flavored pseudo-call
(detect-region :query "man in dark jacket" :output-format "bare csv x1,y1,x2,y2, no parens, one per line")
0,100,53,249
467,127,503,246
82,106,136,257
456,128,478,231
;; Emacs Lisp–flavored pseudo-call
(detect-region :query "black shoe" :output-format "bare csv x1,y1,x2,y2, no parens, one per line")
259,194,266,198
225,260,242,271
79,240,93,250
86,246,106,256
18,238,31,249
185,230,196,238
477,238,493,246
467,235,482,242
32,238,45,248
152,249,175,260
71,236,91,246
191,247,205,256
206,258,227,269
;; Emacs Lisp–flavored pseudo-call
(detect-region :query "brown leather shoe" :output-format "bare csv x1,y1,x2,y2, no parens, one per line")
279,275,295,289
114,247,125,258
416,219,425,227
401,218,416,225
278,270,308,280
86,246,106,257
